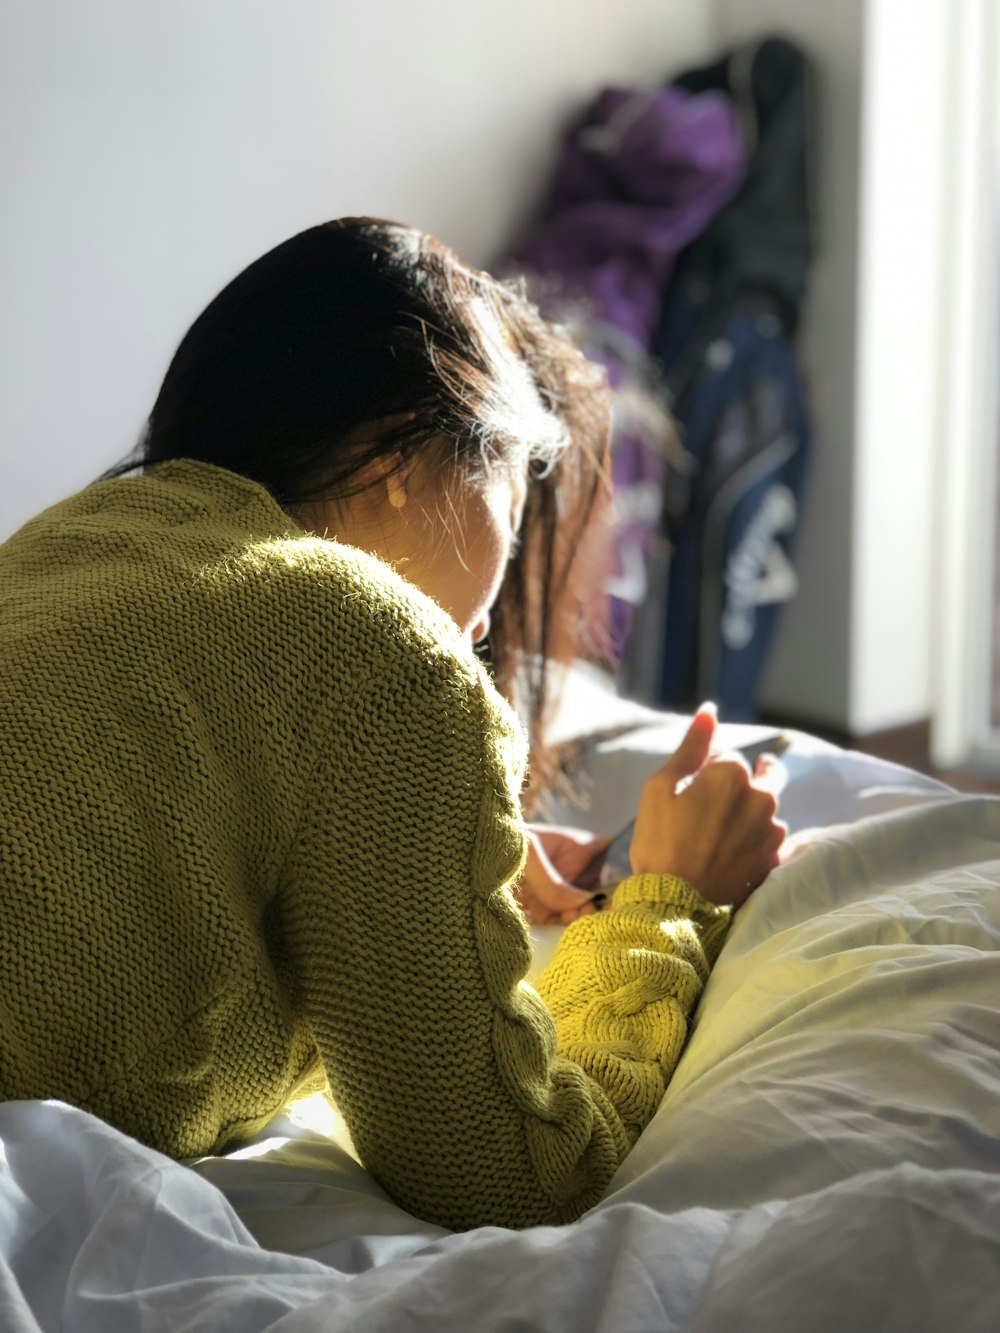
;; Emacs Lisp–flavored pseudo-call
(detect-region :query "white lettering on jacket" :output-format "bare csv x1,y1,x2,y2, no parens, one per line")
722,484,798,649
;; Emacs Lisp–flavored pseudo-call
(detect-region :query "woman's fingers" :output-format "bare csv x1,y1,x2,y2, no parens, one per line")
558,901,598,926
661,703,717,787
523,725,789,920
631,737,787,905
516,829,600,924
706,747,752,775
524,824,613,882
753,751,788,796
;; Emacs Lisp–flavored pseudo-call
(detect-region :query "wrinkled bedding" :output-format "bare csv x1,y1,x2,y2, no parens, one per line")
2,692,998,1332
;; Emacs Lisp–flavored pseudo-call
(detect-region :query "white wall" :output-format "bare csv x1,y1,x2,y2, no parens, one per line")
849,0,950,734
8,1,969,740
930,0,1000,767
0,0,714,541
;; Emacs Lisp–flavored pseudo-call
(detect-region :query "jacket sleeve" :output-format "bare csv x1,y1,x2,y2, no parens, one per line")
279,639,729,1232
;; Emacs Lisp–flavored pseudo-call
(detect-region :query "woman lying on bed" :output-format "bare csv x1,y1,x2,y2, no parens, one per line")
0,219,785,1231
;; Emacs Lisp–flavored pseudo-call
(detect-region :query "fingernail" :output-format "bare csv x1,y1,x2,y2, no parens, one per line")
589,892,608,910
699,701,718,718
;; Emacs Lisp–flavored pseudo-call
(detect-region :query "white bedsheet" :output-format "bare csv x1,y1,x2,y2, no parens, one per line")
2,1100,998,1332
1,710,998,1331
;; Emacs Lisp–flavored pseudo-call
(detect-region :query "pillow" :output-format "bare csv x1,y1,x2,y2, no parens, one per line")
601,792,1000,1212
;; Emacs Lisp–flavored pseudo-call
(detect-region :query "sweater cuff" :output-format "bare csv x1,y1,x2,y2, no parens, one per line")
610,872,728,924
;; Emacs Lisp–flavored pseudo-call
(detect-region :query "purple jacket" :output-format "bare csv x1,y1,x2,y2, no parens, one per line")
504,85,746,659
508,85,745,352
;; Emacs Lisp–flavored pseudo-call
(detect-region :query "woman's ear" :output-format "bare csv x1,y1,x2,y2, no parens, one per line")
385,468,408,511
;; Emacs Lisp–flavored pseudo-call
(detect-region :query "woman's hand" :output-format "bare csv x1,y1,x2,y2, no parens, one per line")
630,705,787,908
515,825,612,925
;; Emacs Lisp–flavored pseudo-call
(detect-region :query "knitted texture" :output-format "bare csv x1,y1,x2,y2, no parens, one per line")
0,459,729,1231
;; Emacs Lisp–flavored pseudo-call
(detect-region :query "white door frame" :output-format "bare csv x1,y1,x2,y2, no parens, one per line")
931,0,1000,769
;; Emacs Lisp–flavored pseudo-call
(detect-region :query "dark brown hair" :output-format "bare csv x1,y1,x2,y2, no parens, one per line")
107,218,611,799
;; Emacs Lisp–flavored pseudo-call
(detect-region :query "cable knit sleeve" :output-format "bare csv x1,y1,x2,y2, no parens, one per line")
530,875,730,1143
278,604,729,1232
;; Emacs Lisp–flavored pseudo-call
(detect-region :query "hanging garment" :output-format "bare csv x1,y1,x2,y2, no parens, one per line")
503,84,746,657
648,36,814,718
644,294,810,717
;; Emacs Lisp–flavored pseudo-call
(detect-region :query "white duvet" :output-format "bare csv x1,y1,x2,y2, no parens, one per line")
2,709,998,1331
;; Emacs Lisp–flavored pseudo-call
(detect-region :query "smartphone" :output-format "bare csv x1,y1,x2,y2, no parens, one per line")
592,732,790,889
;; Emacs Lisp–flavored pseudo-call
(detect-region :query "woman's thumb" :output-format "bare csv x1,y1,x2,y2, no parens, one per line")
664,703,717,783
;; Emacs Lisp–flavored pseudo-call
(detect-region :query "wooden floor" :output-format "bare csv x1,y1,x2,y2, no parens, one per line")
934,766,1000,795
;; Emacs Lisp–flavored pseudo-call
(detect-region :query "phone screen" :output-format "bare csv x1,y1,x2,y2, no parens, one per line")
593,732,790,889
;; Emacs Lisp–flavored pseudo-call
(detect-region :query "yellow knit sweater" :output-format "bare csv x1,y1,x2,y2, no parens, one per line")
0,459,729,1231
